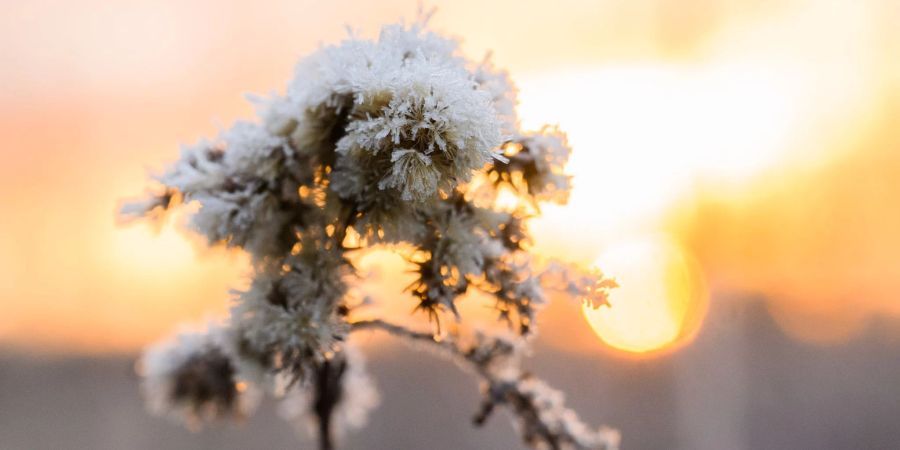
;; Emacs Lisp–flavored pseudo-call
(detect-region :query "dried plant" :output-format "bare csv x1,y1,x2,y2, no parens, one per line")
123,16,619,450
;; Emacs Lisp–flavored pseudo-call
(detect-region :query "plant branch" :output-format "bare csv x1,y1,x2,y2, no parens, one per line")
348,319,619,450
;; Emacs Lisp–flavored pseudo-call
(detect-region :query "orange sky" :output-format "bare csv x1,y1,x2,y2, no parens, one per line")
2,0,899,354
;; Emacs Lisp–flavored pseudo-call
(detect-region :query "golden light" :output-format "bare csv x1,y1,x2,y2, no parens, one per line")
1,0,895,355
517,64,799,227
515,65,797,353
582,235,707,354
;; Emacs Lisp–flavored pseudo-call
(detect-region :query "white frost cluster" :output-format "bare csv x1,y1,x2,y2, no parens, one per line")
140,328,262,428
515,376,621,450
472,57,519,136
489,126,573,205
279,23,504,203
124,119,306,260
514,127,573,202
230,258,349,379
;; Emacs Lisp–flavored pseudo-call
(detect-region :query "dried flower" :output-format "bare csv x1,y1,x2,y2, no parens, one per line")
123,17,619,450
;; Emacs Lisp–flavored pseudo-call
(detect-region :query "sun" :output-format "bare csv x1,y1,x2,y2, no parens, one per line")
514,65,797,354
583,234,708,354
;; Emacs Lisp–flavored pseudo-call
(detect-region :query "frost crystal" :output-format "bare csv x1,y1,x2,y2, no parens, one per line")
140,328,262,429
124,18,618,450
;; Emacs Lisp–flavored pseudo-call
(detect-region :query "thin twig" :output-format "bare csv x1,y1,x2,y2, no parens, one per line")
348,319,617,450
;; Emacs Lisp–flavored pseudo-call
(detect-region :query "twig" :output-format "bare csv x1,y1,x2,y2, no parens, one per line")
348,319,618,450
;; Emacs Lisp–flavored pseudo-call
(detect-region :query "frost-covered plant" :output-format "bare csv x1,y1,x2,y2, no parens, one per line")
123,17,619,450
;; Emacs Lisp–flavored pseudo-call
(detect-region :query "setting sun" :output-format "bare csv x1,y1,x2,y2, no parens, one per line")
516,65,796,353
582,235,707,354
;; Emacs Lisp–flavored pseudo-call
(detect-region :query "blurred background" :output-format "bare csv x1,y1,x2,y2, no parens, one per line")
2,0,900,448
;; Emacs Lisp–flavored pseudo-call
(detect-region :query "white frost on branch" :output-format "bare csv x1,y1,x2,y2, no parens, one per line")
123,17,620,450
139,327,262,429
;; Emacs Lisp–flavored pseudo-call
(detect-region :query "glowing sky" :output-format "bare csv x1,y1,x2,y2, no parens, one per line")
1,0,898,353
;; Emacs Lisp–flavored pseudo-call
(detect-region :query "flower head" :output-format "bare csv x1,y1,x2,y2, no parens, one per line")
139,328,261,429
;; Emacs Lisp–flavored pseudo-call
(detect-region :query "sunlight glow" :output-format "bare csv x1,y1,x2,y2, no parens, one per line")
519,65,798,242
516,65,797,353
582,235,707,354
2,0,893,354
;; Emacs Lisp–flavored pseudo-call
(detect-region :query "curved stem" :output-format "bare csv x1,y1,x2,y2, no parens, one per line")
348,319,616,450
